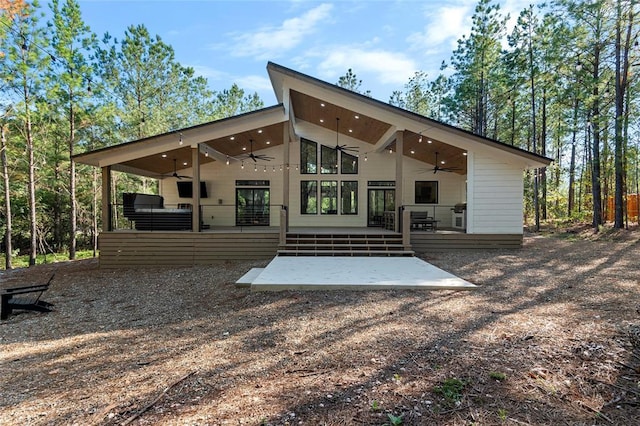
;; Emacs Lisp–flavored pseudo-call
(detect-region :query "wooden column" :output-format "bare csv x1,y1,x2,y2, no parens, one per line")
101,166,112,231
395,130,404,232
282,121,290,232
191,146,200,232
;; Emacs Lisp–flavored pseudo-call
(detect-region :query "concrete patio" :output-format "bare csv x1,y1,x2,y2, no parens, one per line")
236,256,477,291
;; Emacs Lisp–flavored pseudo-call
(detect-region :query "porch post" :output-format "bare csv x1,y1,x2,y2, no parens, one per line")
101,166,112,231
191,146,200,232
282,121,290,232
395,130,404,232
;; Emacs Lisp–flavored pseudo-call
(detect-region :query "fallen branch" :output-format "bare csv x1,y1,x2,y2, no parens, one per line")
577,401,613,424
590,378,640,397
121,371,196,425
91,402,118,425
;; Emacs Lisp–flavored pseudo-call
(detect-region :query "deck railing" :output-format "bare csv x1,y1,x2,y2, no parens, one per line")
112,202,285,231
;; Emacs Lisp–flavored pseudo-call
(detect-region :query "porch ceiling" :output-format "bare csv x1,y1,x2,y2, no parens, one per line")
115,122,285,176
398,131,467,175
201,122,284,157
121,147,215,176
290,90,392,144
291,90,467,174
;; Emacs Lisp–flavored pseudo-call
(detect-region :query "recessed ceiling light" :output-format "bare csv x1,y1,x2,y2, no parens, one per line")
463,152,468,156
441,160,445,164
354,115,360,119
410,150,415,154
320,119,324,123
320,103,325,107
230,136,235,140
257,129,263,133
427,140,432,144
161,154,167,158
348,129,353,133
183,162,188,166
266,141,271,145
242,147,247,151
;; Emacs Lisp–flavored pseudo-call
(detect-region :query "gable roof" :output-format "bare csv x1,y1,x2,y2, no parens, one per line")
73,62,552,175
267,62,552,169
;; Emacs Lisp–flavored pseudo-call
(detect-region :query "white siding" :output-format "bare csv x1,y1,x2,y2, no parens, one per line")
468,153,524,234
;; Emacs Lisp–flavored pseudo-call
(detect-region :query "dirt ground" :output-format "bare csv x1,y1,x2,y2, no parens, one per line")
1,227,639,425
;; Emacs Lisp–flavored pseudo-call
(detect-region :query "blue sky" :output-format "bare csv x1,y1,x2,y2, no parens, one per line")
78,0,537,105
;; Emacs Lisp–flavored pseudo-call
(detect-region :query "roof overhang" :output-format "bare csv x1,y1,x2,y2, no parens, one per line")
73,104,287,176
267,62,553,170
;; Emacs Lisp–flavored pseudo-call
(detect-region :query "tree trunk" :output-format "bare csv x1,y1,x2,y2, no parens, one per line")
613,0,633,229
541,87,548,221
568,97,578,216
92,167,98,257
23,80,37,266
591,45,603,230
528,27,539,231
69,87,77,259
1,124,12,270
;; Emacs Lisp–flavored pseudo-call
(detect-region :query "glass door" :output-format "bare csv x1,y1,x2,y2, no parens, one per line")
368,189,395,227
236,188,270,226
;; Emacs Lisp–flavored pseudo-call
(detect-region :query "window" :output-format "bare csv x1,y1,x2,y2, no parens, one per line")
415,181,438,204
300,181,317,214
341,152,358,174
321,145,338,174
341,181,358,214
300,139,317,174
320,181,338,214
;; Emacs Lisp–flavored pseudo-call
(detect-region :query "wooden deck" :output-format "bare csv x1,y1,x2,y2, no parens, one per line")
97,228,522,268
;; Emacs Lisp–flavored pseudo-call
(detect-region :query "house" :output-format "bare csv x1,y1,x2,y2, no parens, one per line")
73,62,552,267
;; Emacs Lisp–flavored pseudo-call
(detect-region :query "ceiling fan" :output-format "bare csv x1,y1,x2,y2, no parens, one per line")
430,152,461,174
334,117,358,153
169,158,191,179
239,139,274,162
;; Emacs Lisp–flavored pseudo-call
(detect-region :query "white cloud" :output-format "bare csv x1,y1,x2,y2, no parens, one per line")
188,65,229,82
407,4,474,52
316,47,418,86
228,3,333,60
234,75,273,93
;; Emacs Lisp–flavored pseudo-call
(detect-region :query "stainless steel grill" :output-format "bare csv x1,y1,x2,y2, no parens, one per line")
453,203,467,213
451,203,467,230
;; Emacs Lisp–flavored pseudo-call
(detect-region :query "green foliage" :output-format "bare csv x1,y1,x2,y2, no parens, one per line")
387,413,403,425
0,1,264,261
337,68,371,96
1,249,95,269
489,371,507,381
434,378,466,404
370,400,381,412
497,408,508,421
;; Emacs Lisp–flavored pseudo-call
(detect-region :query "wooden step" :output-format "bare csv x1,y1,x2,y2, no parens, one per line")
277,249,415,257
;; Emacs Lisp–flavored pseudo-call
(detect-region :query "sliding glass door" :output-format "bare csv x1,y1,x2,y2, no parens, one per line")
367,189,395,227
236,188,270,226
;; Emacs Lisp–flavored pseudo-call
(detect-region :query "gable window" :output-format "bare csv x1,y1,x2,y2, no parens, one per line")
341,152,358,174
300,138,317,174
341,181,358,214
320,180,338,214
300,181,317,214
415,181,438,204
321,145,338,174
